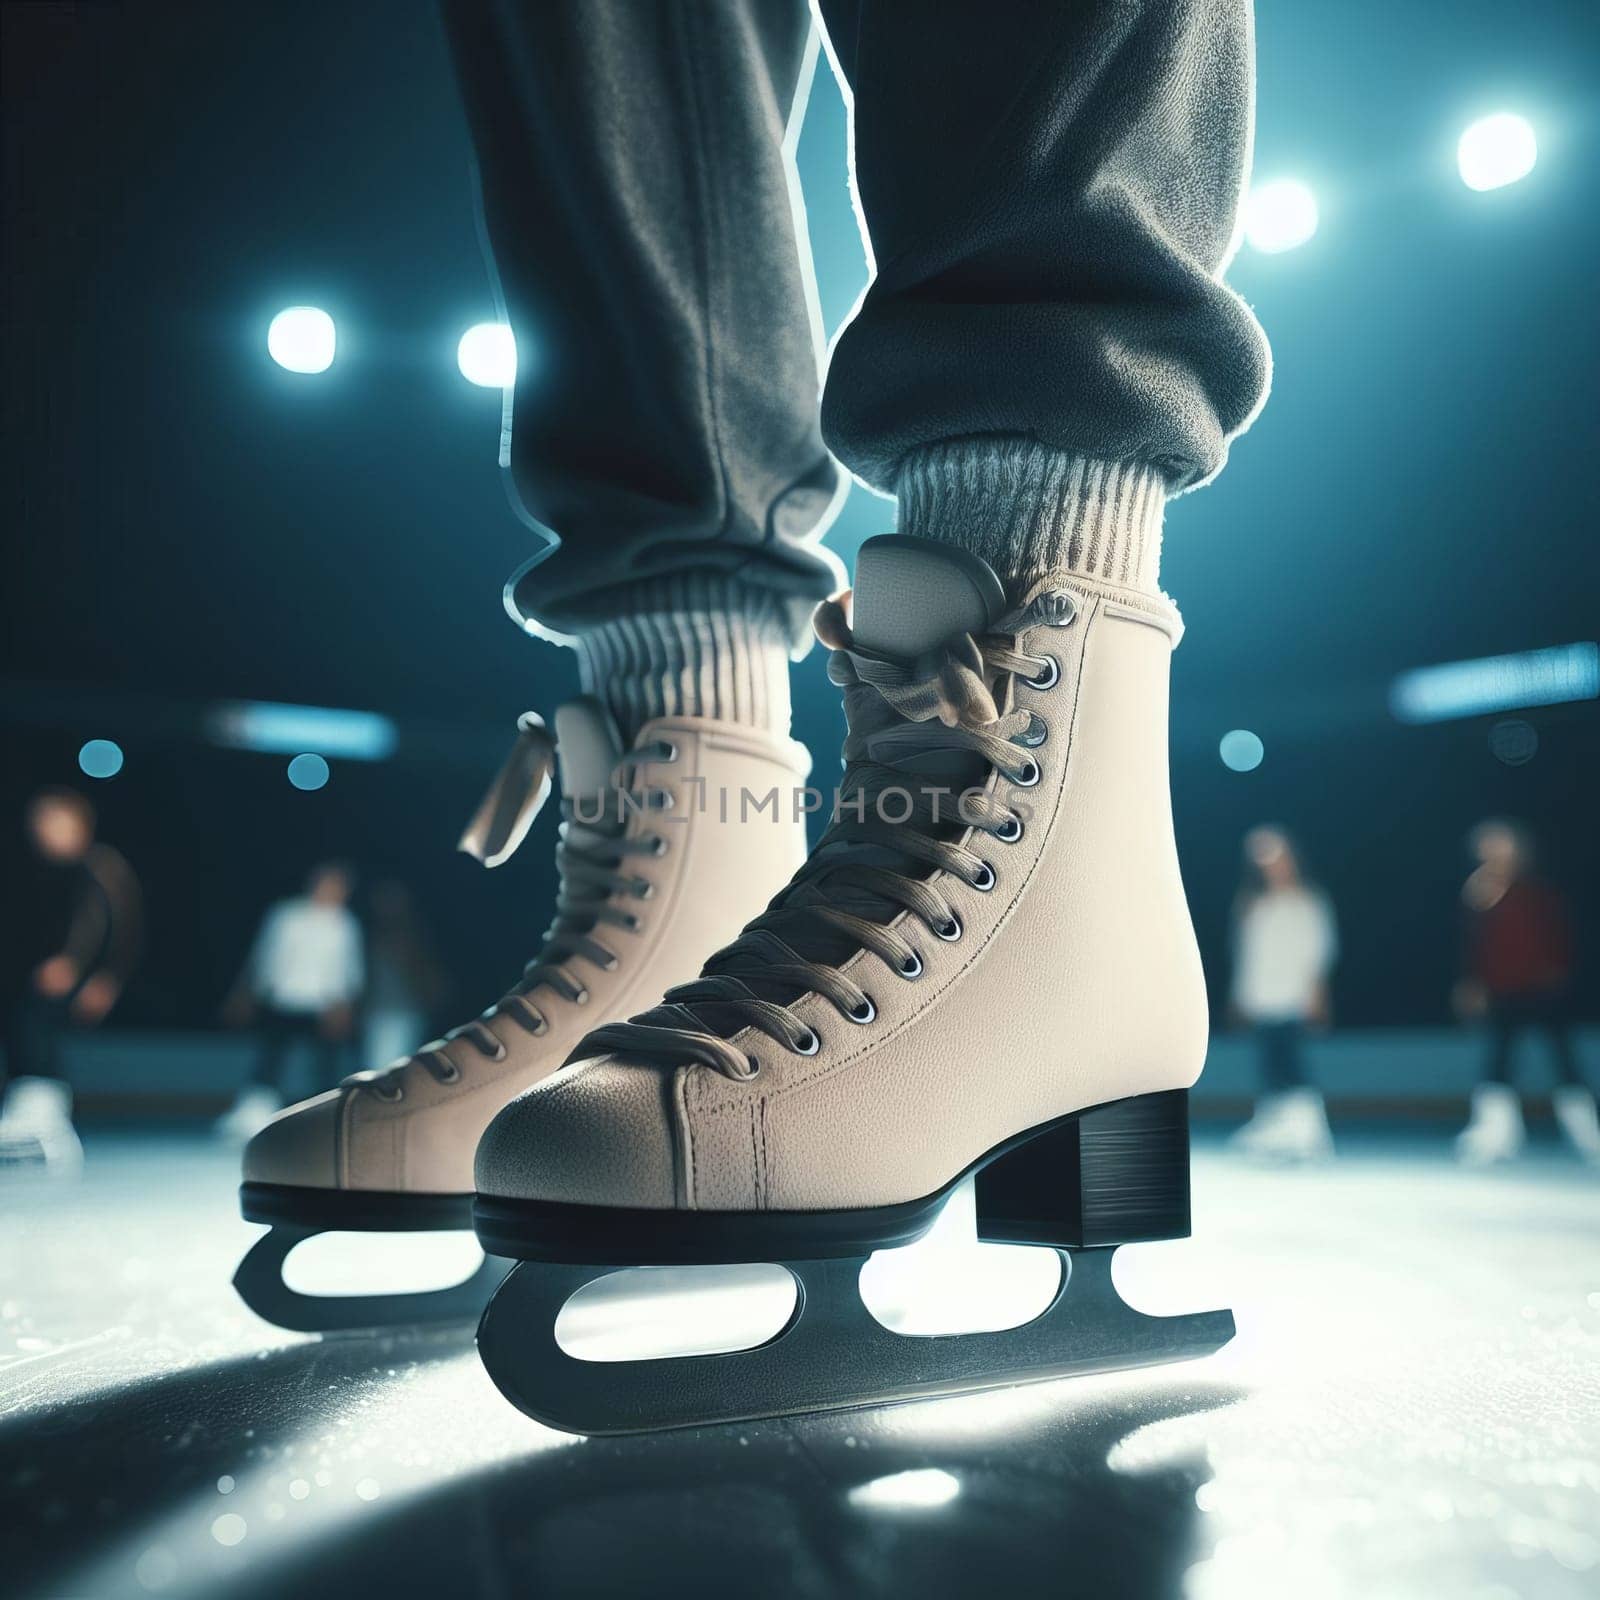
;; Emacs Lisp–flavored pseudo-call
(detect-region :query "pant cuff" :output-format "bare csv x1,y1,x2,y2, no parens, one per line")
896,438,1168,594
571,574,793,740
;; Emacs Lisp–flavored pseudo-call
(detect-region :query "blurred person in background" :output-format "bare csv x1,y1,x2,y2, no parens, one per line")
361,879,449,1074
1454,820,1597,1165
0,788,142,1170
215,863,364,1140
1227,825,1338,1162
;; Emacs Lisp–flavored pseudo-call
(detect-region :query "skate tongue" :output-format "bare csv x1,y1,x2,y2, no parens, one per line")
553,697,624,801
849,535,1007,659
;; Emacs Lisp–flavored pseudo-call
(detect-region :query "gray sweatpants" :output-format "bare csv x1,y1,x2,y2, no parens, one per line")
443,0,1269,637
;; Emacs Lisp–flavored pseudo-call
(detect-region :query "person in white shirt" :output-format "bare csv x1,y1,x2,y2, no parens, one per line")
1228,825,1339,1162
216,863,365,1139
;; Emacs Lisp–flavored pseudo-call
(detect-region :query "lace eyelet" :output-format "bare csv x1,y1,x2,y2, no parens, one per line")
1016,713,1048,749
525,1010,549,1035
602,954,621,973
573,987,591,1006
844,996,877,1025
658,740,679,763
995,813,1024,844
636,881,656,901
1043,590,1079,627
1023,654,1060,691
437,1060,462,1084
375,1083,405,1103
970,861,996,891
791,1028,821,1056
649,789,675,812
649,835,669,856
898,949,925,979
935,913,963,942
1012,758,1041,789
742,1055,762,1080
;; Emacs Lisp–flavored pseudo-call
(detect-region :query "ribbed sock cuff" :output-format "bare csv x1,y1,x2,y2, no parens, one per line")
571,575,792,741
896,438,1168,594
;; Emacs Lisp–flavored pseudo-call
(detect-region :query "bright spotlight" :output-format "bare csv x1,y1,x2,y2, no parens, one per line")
267,306,336,374
1219,729,1265,772
457,323,517,388
1243,179,1319,254
77,739,124,780
1457,113,1537,192
286,753,330,791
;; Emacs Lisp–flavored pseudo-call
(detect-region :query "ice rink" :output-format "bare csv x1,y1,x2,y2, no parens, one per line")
4,1127,1597,1600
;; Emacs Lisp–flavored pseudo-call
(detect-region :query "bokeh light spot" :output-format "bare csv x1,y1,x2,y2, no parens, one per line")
456,323,517,388
267,306,336,374
1458,113,1537,192
286,753,330,791
78,738,124,779
1244,179,1319,253
1219,729,1265,772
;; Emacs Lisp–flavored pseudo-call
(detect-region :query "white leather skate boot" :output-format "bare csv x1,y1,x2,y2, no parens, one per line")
473,534,1234,1432
1455,1082,1525,1165
0,1077,83,1174
1230,1087,1335,1163
234,696,809,1332
1551,1085,1600,1165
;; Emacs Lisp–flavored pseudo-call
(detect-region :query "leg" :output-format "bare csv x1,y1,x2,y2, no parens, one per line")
1259,1023,1300,1092
1480,1009,1515,1085
1458,1001,1526,1163
441,0,842,736
1541,999,1600,1162
817,0,1270,575
250,1007,292,1095
0,996,79,1168
472,0,1262,1432
312,1023,346,1096
235,3,836,1332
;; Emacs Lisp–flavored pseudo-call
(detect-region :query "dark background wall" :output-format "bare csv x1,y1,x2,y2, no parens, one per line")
4,0,1597,1033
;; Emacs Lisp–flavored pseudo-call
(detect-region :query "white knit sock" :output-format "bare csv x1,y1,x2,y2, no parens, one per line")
571,575,793,742
896,438,1167,595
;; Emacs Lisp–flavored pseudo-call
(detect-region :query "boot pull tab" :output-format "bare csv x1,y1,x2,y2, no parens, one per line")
458,712,557,868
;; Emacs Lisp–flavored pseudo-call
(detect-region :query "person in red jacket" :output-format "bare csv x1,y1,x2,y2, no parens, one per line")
1454,820,1596,1164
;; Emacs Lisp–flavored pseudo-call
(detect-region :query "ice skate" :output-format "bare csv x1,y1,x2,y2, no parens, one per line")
472,535,1234,1434
1454,1082,1525,1166
0,1077,84,1175
1552,1085,1600,1165
214,1085,282,1143
234,697,809,1333
1229,1087,1334,1163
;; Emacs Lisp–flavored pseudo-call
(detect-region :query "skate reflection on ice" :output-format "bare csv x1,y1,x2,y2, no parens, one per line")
554,1264,798,1361
846,1467,962,1510
279,1230,487,1296
858,1178,1060,1335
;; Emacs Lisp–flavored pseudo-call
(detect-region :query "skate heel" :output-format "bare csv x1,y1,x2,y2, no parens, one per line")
974,1088,1192,1248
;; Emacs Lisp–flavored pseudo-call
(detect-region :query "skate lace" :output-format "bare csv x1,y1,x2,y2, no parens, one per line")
575,591,1075,1082
348,740,678,1099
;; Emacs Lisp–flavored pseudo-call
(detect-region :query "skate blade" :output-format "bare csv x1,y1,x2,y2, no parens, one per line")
476,1246,1235,1435
234,1225,507,1335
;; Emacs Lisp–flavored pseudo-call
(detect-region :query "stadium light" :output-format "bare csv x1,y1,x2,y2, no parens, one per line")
1457,113,1537,192
457,323,517,388
267,306,337,374
1243,179,1318,254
